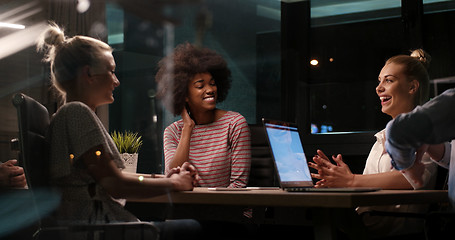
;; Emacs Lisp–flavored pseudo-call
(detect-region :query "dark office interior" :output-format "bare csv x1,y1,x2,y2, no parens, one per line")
1,0,454,239
0,0,454,174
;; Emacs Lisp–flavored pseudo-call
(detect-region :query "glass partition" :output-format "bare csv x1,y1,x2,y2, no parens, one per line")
308,15,404,134
106,0,281,172
308,0,455,134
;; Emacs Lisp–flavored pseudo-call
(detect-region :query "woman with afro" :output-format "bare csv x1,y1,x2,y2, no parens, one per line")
156,43,251,188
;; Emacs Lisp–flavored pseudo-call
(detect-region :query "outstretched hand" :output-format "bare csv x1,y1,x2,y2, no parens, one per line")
308,150,355,188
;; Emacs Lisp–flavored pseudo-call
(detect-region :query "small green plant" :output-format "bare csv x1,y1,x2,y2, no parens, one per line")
111,130,143,154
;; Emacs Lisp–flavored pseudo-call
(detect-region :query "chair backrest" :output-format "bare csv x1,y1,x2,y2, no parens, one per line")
12,93,50,189
247,124,279,187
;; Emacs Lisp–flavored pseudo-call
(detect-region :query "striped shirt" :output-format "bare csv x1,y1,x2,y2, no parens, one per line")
164,111,251,188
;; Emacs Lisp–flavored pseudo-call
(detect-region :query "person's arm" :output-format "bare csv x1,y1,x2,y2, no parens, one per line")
227,115,251,188
426,143,446,162
122,172,164,178
82,145,196,199
123,166,200,186
310,150,412,189
386,88,455,170
164,109,195,173
403,142,450,187
426,142,451,169
351,171,412,189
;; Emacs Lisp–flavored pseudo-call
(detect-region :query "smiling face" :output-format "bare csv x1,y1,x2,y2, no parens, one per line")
186,72,217,114
89,51,120,107
376,62,419,119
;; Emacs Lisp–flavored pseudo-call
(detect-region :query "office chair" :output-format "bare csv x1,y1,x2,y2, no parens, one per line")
362,165,452,240
12,92,51,189
12,93,159,240
247,124,278,187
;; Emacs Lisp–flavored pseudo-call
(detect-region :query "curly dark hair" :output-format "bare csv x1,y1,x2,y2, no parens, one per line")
155,43,231,115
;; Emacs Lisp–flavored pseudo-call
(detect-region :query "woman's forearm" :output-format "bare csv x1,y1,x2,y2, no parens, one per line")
351,171,413,189
167,127,192,170
103,173,176,199
85,152,179,199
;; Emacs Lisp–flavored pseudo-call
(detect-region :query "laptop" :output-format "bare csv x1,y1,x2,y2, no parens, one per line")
262,118,380,193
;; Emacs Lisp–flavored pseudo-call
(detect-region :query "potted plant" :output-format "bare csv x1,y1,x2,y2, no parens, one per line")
111,130,143,173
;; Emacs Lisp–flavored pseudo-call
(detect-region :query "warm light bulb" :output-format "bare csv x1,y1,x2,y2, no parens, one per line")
138,175,144,182
69,154,74,164
310,59,319,66
95,150,101,156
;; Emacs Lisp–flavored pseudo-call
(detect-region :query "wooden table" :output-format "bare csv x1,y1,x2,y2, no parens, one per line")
127,188,449,240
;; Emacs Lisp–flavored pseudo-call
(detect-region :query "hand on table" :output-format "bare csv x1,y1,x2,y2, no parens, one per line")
168,162,200,189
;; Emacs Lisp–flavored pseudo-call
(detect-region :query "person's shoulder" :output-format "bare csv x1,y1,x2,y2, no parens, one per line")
53,102,94,121
58,101,91,112
165,119,183,132
221,111,248,128
442,88,455,96
225,111,247,122
375,128,386,137
223,110,240,118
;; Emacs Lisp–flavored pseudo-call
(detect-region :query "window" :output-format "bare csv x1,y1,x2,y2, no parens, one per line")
308,0,455,134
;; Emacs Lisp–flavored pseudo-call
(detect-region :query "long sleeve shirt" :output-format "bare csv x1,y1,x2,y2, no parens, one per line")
385,88,455,207
164,111,251,188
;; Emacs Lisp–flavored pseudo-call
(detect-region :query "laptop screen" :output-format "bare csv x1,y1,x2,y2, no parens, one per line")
263,119,313,186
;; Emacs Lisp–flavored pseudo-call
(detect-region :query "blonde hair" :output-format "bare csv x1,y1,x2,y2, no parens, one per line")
37,22,112,97
386,49,431,106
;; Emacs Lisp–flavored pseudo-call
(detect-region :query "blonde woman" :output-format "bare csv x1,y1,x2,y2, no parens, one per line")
38,22,200,239
310,49,442,237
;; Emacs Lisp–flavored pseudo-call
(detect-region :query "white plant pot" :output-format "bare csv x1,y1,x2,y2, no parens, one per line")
121,153,138,173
